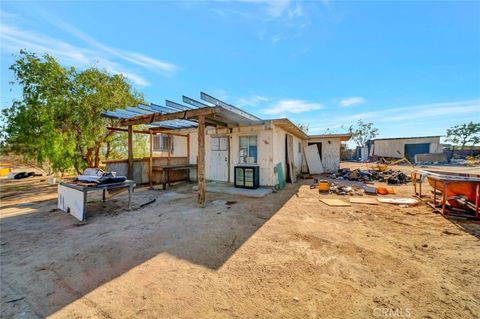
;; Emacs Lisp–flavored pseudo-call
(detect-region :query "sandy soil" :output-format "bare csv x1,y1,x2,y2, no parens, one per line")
1,163,479,319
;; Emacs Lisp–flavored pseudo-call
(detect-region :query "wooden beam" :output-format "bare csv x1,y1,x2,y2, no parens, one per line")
149,130,153,187
147,128,189,137
127,125,133,180
119,107,216,126
197,115,206,207
107,127,153,135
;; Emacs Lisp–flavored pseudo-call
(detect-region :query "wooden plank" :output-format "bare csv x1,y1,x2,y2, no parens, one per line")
107,127,154,135
127,125,133,180
119,107,216,126
349,197,378,205
147,128,188,137
304,144,324,174
197,115,206,207
319,198,351,207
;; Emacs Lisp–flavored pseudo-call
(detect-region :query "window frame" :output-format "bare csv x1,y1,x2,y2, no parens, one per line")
153,134,173,153
239,135,258,164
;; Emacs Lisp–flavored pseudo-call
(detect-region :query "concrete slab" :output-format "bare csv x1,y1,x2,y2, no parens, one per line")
192,182,272,198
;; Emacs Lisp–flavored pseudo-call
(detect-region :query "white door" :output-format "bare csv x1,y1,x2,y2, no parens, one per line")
304,144,324,174
210,136,229,181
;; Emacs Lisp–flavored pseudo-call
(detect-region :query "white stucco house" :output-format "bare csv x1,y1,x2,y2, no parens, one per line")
150,119,308,186
103,92,349,188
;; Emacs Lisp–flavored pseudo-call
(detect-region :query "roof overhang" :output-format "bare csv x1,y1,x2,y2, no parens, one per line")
309,134,352,142
371,135,442,141
270,119,309,140
101,92,261,130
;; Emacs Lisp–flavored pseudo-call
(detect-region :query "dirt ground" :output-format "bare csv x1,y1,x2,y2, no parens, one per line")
1,163,479,318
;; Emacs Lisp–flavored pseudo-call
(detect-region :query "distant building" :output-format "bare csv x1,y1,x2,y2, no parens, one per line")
308,134,351,173
360,136,442,162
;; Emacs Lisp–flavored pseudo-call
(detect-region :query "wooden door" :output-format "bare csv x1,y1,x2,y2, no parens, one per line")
210,136,229,181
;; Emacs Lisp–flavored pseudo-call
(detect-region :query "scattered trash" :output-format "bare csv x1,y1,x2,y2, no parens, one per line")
377,198,418,205
331,168,411,184
140,199,156,208
47,177,57,185
375,187,396,195
75,168,126,185
331,183,366,196
318,180,330,192
5,297,24,303
13,172,36,179
363,185,377,194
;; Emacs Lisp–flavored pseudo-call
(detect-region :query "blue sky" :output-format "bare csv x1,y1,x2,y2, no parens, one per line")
1,0,479,139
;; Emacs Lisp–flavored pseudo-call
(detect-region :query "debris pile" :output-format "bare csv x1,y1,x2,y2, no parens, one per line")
310,179,365,196
330,183,362,196
331,168,411,184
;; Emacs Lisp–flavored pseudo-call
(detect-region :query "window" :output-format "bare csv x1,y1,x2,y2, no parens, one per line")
153,134,174,153
298,142,302,153
239,136,257,164
211,136,228,151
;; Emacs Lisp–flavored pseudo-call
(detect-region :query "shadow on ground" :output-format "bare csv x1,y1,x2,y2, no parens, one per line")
0,182,301,318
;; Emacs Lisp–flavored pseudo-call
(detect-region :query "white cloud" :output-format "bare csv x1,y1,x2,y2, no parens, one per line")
271,33,282,43
238,0,291,17
340,97,366,107
236,95,269,106
0,24,151,87
213,0,311,43
38,9,178,75
309,99,480,133
262,99,323,115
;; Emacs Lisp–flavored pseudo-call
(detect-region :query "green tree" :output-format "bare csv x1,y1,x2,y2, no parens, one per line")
446,122,480,150
1,50,144,174
296,123,309,134
346,120,379,148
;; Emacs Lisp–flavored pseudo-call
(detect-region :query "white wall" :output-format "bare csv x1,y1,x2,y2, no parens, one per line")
372,137,441,158
179,124,308,186
307,137,342,173
272,125,305,180
229,125,275,186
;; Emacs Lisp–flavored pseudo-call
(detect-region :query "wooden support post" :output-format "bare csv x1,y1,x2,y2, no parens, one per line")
149,130,153,187
127,125,133,180
167,135,172,185
197,115,206,207
187,133,191,182
187,133,190,163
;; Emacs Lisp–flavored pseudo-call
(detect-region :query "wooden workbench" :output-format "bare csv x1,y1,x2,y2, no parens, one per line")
152,164,197,190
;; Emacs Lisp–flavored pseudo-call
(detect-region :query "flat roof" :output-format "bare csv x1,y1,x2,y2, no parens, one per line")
309,133,351,141
371,135,442,141
269,118,309,140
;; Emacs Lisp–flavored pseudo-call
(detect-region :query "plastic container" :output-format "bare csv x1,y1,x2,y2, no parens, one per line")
318,180,330,192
